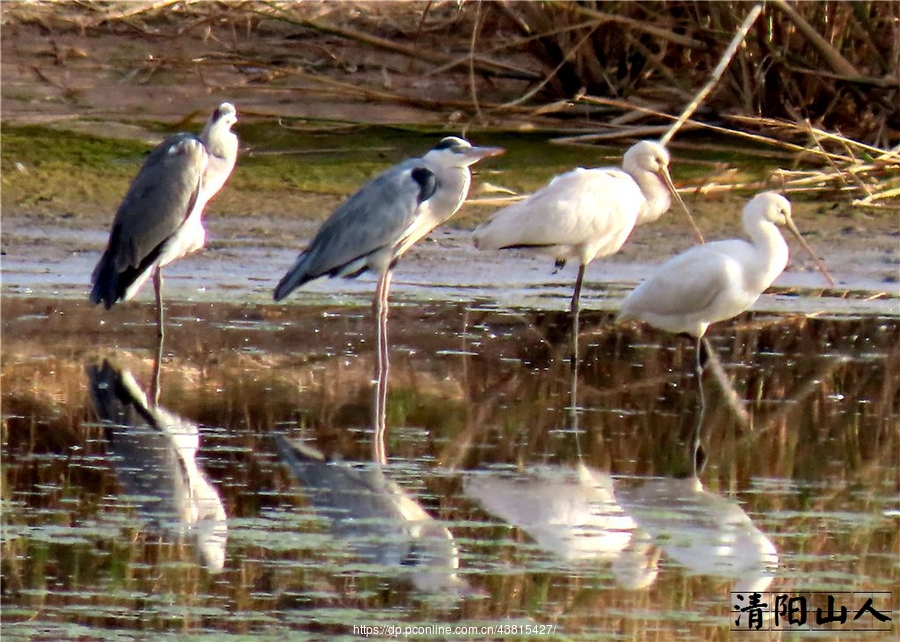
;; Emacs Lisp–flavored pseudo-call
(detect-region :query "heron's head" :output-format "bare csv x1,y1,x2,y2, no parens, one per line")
211,102,238,130
425,136,504,168
623,140,670,175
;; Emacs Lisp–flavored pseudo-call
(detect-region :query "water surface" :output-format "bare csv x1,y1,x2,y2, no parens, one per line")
2,294,897,639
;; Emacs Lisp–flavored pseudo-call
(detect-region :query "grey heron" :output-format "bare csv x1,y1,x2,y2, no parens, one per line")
274,136,503,304
90,102,238,338
273,135,502,381
473,140,704,316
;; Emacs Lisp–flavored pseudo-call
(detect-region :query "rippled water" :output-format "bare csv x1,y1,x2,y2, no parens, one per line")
2,294,898,639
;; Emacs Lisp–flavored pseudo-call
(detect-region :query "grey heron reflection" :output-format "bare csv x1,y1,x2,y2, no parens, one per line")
87,360,228,573
275,354,471,596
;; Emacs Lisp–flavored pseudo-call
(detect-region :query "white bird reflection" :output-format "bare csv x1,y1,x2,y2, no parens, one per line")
87,360,227,573
275,436,470,596
464,320,778,593
614,475,779,595
465,464,636,564
465,463,778,593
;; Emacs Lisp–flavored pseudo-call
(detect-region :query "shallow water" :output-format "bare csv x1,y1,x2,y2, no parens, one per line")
2,291,897,639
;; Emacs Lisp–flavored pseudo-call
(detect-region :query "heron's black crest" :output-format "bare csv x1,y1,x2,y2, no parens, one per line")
411,167,437,203
433,136,469,153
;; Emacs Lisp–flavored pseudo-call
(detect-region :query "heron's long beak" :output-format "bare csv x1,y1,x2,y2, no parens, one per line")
786,217,837,287
660,168,704,244
463,146,505,164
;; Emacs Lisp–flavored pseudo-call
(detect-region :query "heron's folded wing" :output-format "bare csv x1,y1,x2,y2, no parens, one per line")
109,133,206,270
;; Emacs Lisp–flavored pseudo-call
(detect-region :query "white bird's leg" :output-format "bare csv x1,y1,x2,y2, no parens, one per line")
702,336,752,428
372,269,392,465
570,264,586,316
568,315,583,460
692,335,707,477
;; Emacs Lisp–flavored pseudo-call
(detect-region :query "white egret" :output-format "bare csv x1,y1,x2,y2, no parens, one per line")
473,140,704,314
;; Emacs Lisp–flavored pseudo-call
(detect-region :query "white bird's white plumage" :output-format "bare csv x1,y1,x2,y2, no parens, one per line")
473,140,699,313
476,167,645,266
618,191,833,338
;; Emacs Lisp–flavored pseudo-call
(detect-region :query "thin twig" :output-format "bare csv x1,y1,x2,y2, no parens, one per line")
660,4,763,146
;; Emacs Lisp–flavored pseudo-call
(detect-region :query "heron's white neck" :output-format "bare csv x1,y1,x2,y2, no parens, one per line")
199,120,238,198
630,169,672,226
201,120,237,162
431,166,471,225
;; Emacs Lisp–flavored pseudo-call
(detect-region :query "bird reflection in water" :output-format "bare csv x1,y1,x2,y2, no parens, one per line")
87,359,228,573
275,351,472,596
464,320,779,596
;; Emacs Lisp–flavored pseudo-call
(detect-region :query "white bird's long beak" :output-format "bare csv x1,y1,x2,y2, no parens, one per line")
786,217,837,287
660,168,704,244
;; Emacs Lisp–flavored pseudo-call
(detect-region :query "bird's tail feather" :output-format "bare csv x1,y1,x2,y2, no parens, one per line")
273,253,313,301
89,254,120,310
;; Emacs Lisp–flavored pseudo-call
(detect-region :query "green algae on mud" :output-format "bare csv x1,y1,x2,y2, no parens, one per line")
0,119,864,231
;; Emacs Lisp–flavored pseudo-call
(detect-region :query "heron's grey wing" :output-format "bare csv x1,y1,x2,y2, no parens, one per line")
274,160,432,299
87,361,188,526
110,133,208,268
90,133,206,306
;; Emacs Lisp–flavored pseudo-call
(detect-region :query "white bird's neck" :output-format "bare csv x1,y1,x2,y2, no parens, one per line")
745,212,790,292
630,169,671,226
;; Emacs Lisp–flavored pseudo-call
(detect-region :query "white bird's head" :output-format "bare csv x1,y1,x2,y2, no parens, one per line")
424,136,504,168
747,191,792,225
623,140,670,175
747,191,836,287
625,140,704,243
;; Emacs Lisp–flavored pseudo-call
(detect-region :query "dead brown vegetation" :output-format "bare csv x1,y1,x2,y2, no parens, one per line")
3,1,899,207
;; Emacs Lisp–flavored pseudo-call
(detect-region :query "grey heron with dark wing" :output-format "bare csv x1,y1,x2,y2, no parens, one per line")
90,102,238,338
273,136,503,312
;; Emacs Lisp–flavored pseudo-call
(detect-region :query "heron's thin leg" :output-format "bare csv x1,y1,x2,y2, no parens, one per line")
151,327,164,408
153,269,165,342
372,269,392,465
151,269,165,407
570,264,586,316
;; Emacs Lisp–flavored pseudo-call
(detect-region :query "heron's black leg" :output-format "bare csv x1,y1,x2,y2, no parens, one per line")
151,323,163,408
570,264,585,316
